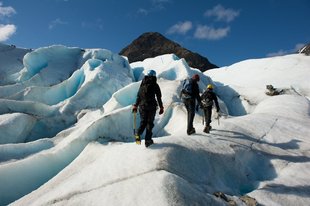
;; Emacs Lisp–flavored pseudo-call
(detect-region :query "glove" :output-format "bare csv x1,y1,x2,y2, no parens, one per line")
159,107,164,115
132,105,138,113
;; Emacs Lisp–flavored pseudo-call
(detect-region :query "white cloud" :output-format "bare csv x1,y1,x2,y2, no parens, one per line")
137,8,149,15
49,18,68,30
167,21,193,35
194,25,230,40
0,2,16,19
0,24,16,41
204,4,239,22
267,43,307,57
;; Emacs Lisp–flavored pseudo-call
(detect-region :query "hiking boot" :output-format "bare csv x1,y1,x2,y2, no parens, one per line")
203,126,209,133
187,128,196,135
203,125,212,133
145,139,154,147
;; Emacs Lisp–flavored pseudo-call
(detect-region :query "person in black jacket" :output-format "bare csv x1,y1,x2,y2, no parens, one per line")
200,84,220,133
180,74,201,135
132,70,164,147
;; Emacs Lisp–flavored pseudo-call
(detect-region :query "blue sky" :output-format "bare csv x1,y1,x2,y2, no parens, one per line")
0,0,309,66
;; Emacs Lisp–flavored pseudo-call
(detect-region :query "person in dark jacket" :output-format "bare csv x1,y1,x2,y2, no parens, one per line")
180,74,201,135
132,70,164,147
200,84,220,133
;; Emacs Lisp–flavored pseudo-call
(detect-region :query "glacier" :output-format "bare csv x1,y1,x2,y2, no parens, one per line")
0,43,309,206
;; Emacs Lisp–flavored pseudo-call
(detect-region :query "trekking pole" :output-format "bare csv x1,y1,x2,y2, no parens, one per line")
217,112,220,126
202,110,205,126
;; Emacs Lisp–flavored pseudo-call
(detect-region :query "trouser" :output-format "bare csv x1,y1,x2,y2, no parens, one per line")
183,98,196,132
203,106,212,126
138,107,156,141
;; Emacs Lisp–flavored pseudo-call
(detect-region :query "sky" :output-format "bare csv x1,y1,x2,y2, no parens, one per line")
0,0,309,67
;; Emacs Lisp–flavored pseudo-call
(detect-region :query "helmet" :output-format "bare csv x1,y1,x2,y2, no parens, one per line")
192,74,200,81
207,84,213,89
147,70,156,77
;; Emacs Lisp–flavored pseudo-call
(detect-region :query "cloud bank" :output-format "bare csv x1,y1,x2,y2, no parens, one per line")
0,2,17,41
167,21,193,35
204,4,240,23
194,25,230,40
0,2,16,18
0,24,16,41
166,4,238,41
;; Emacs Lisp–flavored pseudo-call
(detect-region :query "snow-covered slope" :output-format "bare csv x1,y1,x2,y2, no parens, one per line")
206,54,310,115
0,44,309,206
0,43,31,85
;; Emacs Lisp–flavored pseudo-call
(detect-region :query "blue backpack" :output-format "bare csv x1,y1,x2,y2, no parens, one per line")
181,78,193,99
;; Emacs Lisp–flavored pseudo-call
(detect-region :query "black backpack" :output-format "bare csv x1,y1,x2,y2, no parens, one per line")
201,91,213,108
139,76,156,106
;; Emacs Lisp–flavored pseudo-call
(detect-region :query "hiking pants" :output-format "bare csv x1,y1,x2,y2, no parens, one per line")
203,106,212,126
138,107,156,141
183,98,196,132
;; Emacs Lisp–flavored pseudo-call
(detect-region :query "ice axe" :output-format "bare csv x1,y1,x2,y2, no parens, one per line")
133,111,141,145
215,112,220,125
133,111,137,134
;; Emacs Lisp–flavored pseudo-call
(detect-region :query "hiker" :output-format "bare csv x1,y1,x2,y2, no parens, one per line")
180,74,201,135
132,70,164,147
200,84,220,133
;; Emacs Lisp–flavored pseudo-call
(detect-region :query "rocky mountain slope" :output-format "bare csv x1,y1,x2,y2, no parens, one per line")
119,32,217,72
299,43,310,55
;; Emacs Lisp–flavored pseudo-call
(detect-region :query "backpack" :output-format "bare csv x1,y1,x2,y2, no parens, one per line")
139,76,156,106
201,91,213,108
181,78,193,99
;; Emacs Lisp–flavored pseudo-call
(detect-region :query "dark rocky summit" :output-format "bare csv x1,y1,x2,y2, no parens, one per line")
299,43,310,55
119,32,218,72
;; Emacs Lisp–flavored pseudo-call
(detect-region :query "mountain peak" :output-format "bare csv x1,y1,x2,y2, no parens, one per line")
119,32,217,72
299,43,310,55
